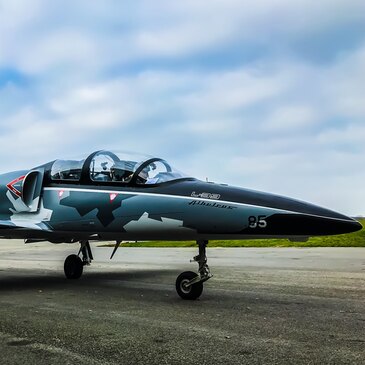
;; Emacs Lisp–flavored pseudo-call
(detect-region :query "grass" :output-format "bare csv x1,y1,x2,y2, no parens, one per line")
99,219,365,248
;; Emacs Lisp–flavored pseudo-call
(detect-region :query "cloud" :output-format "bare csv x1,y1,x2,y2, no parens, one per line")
2,0,365,73
316,124,365,145
263,105,321,132
178,68,289,117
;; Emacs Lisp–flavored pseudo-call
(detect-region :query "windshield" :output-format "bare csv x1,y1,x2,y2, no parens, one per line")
135,159,188,185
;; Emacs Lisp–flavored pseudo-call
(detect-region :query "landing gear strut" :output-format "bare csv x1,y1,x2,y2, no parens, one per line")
176,240,212,300
64,241,93,280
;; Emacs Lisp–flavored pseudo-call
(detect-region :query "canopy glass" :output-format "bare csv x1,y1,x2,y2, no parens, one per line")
51,150,189,185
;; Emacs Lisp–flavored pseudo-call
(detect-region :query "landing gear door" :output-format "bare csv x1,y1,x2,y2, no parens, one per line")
21,169,44,212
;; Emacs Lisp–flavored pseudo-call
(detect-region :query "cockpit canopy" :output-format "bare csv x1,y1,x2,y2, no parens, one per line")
50,150,189,186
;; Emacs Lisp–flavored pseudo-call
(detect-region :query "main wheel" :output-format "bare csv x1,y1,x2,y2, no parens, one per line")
64,254,83,279
176,271,203,300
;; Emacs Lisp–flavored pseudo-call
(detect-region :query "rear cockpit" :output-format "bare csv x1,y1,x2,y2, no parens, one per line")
49,150,190,186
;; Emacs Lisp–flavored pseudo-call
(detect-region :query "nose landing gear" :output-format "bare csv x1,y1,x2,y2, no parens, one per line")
176,240,212,300
64,241,93,280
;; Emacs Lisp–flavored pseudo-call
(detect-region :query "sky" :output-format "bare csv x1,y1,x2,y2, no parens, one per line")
0,0,365,216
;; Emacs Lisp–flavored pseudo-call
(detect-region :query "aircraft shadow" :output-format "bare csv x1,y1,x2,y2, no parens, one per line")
0,270,317,309
0,268,304,308
0,268,179,293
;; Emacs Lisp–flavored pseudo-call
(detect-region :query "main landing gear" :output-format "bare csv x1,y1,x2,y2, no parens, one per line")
64,241,93,280
176,240,212,300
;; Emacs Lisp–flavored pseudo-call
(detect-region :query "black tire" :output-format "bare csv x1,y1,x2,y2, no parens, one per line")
64,254,83,280
176,271,203,300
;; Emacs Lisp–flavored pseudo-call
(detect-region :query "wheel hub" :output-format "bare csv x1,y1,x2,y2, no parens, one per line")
180,279,191,294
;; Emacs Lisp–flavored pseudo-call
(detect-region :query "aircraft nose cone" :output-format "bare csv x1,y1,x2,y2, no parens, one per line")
310,212,362,235
344,218,363,233
257,194,363,236
273,196,363,236
266,213,362,236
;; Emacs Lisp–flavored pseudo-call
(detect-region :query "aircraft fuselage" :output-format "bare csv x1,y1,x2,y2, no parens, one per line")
0,168,361,243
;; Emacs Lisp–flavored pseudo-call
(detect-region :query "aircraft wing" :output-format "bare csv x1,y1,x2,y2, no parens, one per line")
0,220,52,231
0,220,15,229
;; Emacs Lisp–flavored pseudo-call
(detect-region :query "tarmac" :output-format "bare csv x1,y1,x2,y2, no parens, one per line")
0,240,364,365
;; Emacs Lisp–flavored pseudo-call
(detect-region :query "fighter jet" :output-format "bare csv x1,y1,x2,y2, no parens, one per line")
0,150,361,299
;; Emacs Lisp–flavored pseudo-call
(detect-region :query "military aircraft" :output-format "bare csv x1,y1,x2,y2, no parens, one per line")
0,150,362,299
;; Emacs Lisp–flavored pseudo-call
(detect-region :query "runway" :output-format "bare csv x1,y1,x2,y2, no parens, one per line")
0,240,364,365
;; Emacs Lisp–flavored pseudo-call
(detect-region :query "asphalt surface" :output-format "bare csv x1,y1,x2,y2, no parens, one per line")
0,241,364,365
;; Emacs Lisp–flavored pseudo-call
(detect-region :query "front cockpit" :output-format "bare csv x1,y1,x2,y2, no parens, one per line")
50,150,190,186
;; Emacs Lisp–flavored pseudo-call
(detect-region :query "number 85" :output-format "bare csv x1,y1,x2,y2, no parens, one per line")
248,216,267,228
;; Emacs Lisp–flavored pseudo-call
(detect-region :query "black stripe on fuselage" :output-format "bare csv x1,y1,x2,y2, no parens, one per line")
243,213,361,236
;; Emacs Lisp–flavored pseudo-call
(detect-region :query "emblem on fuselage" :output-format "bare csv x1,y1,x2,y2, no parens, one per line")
189,200,236,210
191,191,221,200
6,176,25,197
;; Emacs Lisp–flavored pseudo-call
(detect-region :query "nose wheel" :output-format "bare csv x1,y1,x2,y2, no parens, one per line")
176,271,204,300
176,240,212,300
64,241,93,280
